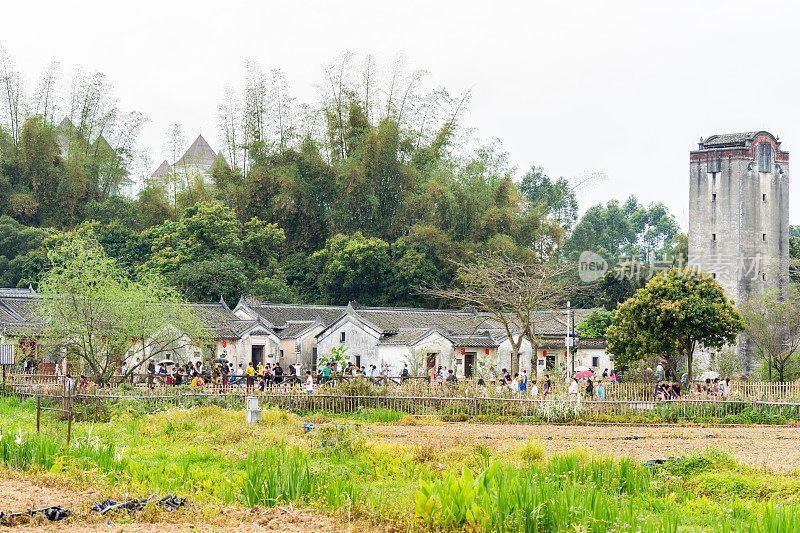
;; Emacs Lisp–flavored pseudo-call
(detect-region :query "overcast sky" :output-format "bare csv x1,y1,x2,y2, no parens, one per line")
3,0,799,229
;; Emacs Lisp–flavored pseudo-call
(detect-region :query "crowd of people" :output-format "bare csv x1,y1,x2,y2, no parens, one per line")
42,357,741,404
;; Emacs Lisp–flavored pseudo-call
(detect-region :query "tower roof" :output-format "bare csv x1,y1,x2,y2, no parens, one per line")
57,117,75,132
151,160,172,178
699,131,780,150
176,134,216,167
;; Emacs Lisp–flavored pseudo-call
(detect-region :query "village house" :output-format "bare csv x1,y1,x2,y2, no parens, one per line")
1,288,613,377
234,298,614,378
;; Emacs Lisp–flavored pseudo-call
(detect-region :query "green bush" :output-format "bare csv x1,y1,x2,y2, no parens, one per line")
242,447,314,506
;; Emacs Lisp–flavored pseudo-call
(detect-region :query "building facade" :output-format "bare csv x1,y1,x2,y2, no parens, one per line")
688,131,790,370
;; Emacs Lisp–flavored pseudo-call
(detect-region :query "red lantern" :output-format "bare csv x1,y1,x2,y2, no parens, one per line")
222,340,227,348
543,350,547,357
461,348,465,355
485,349,490,355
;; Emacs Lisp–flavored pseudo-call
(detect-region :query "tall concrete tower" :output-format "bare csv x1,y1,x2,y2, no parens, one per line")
688,132,789,368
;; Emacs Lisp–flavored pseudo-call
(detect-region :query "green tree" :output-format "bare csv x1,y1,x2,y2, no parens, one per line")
137,183,174,227
565,197,679,262
173,254,248,304
144,201,285,302
577,309,613,338
519,165,578,231
36,230,203,383
310,232,392,306
0,215,55,287
739,287,800,382
606,268,744,382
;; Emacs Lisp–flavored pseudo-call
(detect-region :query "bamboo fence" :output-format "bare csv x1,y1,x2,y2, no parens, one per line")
5,373,800,402
3,383,798,422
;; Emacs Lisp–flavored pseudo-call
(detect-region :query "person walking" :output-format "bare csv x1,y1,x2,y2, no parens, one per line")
568,378,579,396
596,380,606,400
147,360,155,390
542,374,552,397
245,362,255,392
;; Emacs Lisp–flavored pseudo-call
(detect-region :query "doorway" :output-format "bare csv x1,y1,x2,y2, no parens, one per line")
251,345,264,367
426,353,437,371
464,352,475,379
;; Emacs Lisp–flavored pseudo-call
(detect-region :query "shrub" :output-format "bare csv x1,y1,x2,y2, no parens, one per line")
313,422,362,454
242,446,314,506
519,440,544,462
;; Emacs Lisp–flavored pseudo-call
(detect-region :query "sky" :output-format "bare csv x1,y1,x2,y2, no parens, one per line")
2,0,800,229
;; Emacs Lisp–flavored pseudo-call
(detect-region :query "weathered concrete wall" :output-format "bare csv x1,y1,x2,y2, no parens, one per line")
688,133,789,372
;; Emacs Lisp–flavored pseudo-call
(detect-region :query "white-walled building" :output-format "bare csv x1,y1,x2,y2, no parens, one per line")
1,288,612,377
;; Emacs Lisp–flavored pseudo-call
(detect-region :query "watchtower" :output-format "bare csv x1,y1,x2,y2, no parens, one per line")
688,132,789,370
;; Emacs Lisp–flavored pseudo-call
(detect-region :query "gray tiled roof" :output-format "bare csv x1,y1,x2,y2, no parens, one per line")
244,301,345,328
0,287,35,298
700,132,761,148
274,321,320,339
449,333,499,348
182,303,244,338
378,327,499,348
356,308,492,334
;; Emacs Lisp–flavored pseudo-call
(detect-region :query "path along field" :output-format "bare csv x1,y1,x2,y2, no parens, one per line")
368,422,800,471
0,476,357,532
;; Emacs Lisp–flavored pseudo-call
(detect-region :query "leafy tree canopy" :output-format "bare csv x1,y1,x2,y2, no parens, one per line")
606,268,744,381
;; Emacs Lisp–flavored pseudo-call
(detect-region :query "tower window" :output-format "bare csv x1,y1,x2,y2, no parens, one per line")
340,331,346,343
763,193,767,202
757,142,773,173
711,233,716,241
762,273,767,281
763,233,767,241
712,193,716,202
711,273,716,279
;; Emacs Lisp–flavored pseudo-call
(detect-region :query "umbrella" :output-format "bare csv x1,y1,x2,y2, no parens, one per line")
575,365,591,372
157,359,176,366
572,370,594,380
700,370,720,381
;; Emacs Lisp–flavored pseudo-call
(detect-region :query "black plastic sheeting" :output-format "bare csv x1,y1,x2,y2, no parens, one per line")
0,506,73,523
0,494,187,525
92,494,187,514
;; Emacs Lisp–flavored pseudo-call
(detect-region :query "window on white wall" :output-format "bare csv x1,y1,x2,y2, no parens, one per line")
340,332,346,343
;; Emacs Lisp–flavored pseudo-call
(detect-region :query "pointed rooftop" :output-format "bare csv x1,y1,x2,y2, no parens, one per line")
151,160,172,178
176,134,216,167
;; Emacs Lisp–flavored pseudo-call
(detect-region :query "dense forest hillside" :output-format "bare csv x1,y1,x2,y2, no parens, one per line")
0,49,684,307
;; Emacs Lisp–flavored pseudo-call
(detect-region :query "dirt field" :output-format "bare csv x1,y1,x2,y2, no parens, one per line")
367,422,800,471
0,477,358,532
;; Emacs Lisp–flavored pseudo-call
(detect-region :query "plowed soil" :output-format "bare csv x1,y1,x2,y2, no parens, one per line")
0,477,358,532
368,422,800,471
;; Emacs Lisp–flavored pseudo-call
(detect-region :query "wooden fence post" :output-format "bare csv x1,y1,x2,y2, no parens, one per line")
66,402,73,445
36,395,40,433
